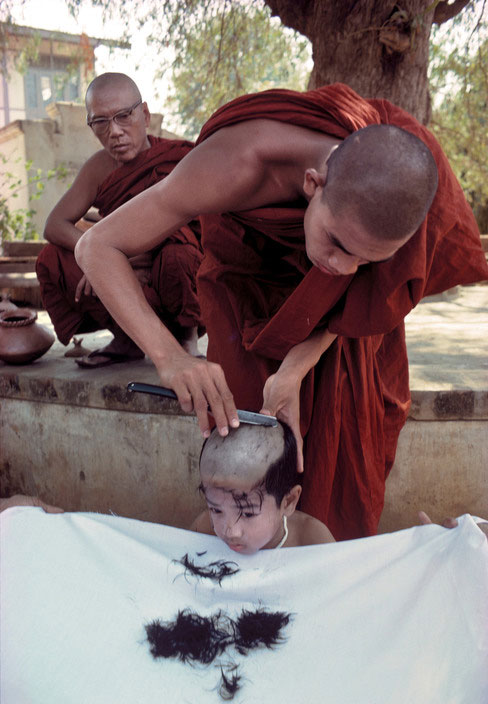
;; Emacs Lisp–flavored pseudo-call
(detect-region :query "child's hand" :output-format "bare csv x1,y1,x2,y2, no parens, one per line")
418,511,458,529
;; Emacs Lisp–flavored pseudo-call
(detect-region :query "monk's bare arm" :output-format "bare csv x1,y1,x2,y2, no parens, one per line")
276,328,337,382
261,328,337,471
44,150,114,251
78,123,284,257
75,124,286,437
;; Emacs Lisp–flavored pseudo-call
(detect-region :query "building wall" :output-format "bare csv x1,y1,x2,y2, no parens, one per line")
1,31,93,128
0,64,26,126
0,121,29,223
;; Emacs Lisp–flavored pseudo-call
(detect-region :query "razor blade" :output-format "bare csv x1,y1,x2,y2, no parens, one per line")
127,382,278,427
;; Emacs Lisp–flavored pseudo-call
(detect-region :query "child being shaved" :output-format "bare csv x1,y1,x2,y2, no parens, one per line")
191,421,335,554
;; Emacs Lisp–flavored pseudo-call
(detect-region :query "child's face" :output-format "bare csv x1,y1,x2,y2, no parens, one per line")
202,484,285,555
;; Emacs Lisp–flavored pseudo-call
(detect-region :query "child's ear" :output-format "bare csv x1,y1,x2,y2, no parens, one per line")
281,485,302,516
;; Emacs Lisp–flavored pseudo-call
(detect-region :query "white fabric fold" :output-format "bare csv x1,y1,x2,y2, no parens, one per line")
1,508,487,704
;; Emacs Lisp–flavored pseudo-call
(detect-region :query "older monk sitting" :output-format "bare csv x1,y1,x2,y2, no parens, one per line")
36,72,203,367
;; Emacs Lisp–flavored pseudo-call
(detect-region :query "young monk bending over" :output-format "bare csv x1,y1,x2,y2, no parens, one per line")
192,421,335,553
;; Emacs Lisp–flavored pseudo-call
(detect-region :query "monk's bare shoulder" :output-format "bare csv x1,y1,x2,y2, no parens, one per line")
81,148,119,185
172,119,330,212
208,119,328,163
291,510,336,546
189,510,215,536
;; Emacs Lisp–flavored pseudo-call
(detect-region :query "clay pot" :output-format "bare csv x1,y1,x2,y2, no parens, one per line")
0,308,55,364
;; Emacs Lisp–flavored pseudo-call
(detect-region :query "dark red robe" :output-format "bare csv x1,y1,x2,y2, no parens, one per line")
195,84,488,540
36,136,203,345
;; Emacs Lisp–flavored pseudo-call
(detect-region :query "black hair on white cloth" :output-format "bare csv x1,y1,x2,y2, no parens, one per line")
145,607,292,700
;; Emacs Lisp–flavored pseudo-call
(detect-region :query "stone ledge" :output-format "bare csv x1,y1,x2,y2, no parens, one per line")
1,364,487,420
1,283,486,421
0,360,189,417
409,389,488,420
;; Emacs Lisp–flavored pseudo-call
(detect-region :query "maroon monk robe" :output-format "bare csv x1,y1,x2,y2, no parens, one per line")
36,136,203,345
195,83,488,540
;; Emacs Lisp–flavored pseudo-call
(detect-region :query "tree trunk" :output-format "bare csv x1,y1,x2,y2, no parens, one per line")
264,0,460,125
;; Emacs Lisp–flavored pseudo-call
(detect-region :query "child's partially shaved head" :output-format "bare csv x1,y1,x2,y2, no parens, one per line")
200,424,284,487
194,421,334,553
200,422,299,505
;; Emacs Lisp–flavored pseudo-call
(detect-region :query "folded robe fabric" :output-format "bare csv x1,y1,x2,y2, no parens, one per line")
195,84,488,540
1,508,487,704
36,136,204,345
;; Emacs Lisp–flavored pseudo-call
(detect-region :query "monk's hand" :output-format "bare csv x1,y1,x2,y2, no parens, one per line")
419,511,488,540
75,274,96,302
418,511,458,529
0,494,64,514
160,351,239,438
261,371,304,472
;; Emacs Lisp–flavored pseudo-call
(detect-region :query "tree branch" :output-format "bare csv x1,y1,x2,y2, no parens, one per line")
433,0,471,25
263,0,312,37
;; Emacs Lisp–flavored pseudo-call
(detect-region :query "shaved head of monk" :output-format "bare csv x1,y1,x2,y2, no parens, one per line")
85,72,150,163
323,124,438,241
303,124,438,276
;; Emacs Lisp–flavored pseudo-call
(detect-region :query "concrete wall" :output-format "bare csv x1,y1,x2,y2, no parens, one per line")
0,397,206,528
1,382,486,533
378,418,488,532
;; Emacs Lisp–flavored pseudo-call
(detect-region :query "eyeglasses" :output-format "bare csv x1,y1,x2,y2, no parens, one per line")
87,99,142,135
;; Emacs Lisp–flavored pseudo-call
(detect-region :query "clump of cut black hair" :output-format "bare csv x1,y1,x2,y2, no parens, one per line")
146,607,292,700
145,609,231,665
261,420,300,506
233,608,291,655
218,664,242,700
174,553,239,585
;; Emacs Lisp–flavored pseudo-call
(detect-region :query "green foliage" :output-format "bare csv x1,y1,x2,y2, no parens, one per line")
64,0,310,139
0,156,68,242
429,7,488,230
13,33,41,75
164,3,311,138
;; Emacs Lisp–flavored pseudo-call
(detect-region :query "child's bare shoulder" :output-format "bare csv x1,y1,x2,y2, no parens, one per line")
291,510,336,546
190,510,214,535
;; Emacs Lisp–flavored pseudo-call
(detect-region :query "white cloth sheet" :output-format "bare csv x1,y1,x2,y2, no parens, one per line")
1,508,487,704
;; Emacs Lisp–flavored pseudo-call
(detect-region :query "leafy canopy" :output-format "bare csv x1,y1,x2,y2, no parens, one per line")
429,5,488,229
165,3,310,138
62,0,310,138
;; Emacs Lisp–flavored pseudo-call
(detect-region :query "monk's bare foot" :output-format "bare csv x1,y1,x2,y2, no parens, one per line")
178,326,201,357
76,327,144,368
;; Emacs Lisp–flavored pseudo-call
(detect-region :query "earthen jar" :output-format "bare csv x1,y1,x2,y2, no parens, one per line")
0,309,55,364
